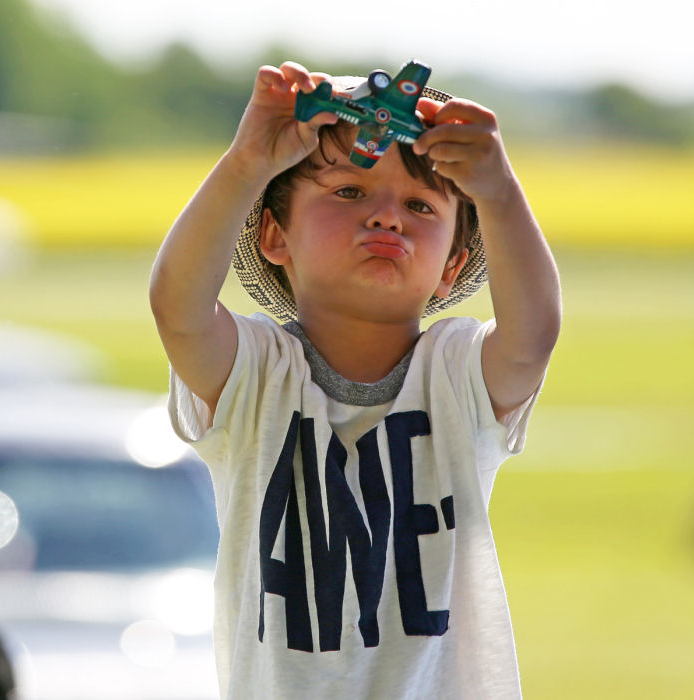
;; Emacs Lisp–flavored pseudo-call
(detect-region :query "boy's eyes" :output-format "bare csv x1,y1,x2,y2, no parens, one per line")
335,186,363,199
334,187,434,214
406,199,434,214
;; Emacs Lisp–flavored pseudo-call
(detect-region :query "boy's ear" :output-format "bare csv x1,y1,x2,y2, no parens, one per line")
433,248,470,299
259,208,291,265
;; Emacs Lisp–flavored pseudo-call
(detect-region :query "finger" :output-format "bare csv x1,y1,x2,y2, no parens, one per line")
294,110,339,155
256,65,290,93
427,122,489,143
417,97,484,128
305,110,339,131
279,61,317,93
433,98,497,127
414,122,489,155
310,72,333,86
416,97,442,125
429,160,463,182
428,141,477,164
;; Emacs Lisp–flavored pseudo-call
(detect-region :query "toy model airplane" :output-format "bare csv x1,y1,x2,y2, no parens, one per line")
295,59,432,168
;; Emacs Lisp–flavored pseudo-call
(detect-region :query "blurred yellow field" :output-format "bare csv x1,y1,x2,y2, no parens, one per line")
0,151,220,249
511,144,694,248
0,144,692,249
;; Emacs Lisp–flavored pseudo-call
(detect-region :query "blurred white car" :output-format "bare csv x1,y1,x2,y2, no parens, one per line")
0,382,220,700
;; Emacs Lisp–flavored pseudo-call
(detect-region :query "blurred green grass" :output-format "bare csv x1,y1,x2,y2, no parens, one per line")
4,247,692,407
494,468,694,699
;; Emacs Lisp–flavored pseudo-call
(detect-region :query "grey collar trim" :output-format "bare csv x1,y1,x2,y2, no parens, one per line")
283,322,416,407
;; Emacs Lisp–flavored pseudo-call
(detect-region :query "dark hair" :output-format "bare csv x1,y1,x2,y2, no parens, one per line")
263,121,478,288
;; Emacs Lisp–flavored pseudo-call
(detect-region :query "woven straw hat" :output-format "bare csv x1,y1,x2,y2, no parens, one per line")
232,82,488,323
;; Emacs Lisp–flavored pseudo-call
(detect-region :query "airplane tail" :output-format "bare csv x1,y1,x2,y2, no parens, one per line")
349,128,393,169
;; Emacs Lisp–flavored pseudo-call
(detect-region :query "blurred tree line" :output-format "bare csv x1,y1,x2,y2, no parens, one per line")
1,0,693,154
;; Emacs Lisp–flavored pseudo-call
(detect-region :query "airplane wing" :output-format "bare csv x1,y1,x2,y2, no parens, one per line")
377,60,432,114
294,81,334,122
349,127,394,169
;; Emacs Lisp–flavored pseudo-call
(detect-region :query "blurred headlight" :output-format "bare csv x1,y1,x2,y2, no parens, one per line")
125,405,188,468
0,490,19,548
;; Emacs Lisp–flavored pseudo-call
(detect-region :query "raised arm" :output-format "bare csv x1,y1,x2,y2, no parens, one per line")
414,98,561,419
149,63,337,414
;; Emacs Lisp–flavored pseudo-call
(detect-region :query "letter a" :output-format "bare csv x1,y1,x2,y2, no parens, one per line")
259,411,313,652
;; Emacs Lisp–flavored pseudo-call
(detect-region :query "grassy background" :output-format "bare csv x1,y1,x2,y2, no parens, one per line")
1,146,693,698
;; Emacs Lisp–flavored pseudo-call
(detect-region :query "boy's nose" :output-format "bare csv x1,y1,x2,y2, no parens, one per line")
365,197,402,233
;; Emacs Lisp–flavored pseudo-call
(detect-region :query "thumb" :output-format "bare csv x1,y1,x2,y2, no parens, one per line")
305,110,340,132
297,110,339,150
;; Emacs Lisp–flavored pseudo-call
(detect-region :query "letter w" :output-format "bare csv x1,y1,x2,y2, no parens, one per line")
301,420,390,651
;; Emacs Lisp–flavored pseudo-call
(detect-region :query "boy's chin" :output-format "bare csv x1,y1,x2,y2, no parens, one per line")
299,292,429,324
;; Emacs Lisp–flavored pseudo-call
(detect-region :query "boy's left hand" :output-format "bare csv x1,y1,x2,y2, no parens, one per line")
415,97,561,422
413,98,517,204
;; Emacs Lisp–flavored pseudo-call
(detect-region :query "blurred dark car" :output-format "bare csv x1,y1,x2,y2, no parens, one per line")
0,382,219,700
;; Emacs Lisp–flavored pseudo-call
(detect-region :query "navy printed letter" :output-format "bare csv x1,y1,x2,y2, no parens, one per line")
386,411,449,636
301,421,391,650
259,411,313,652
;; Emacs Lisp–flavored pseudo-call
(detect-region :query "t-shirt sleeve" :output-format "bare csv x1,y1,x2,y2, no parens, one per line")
469,319,544,457
167,312,293,469
443,318,544,459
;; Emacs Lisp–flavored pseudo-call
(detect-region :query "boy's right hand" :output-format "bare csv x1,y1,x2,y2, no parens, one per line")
229,62,339,183
151,61,338,420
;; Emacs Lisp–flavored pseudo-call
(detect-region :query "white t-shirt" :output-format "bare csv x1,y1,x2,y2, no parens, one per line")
169,313,540,700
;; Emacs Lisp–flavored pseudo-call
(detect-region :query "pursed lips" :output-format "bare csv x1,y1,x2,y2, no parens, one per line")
358,230,409,259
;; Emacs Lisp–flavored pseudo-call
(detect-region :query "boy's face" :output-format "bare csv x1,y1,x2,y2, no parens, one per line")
261,137,466,323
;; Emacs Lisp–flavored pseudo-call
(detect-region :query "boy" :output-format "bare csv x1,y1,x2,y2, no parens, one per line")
150,61,561,699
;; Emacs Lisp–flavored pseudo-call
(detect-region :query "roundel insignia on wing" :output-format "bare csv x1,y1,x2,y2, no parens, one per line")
398,80,420,95
375,108,391,123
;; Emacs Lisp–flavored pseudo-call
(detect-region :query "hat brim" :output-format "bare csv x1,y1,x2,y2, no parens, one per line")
232,85,488,323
